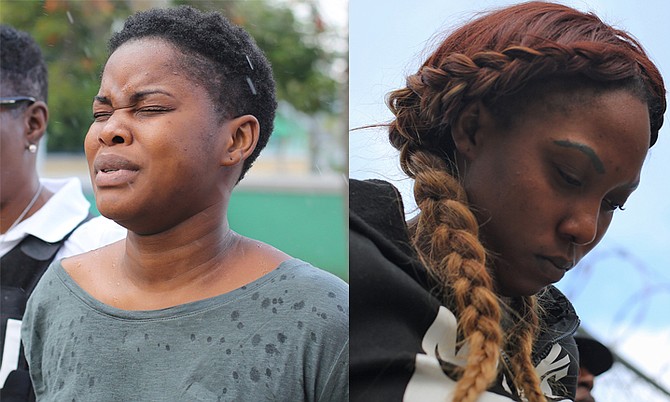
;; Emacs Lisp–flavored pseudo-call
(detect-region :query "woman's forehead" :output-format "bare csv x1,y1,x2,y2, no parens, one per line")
99,40,202,100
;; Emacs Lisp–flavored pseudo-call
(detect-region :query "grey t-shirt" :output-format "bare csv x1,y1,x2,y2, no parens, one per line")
22,258,348,401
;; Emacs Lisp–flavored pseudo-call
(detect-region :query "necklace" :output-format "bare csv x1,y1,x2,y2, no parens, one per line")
1,183,44,236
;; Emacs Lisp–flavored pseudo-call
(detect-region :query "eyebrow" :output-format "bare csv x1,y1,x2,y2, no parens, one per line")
93,90,173,106
553,139,605,174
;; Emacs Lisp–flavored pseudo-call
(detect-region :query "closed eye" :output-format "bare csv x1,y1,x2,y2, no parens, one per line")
92,111,112,122
557,167,582,187
137,106,172,114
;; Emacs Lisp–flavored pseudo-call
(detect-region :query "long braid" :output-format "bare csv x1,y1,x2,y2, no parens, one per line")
386,3,665,401
407,151,502,402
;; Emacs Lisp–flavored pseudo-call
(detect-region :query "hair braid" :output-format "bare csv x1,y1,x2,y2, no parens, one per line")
408,151,503,402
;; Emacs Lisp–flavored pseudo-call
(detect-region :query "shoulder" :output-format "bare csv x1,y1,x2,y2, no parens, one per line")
265,259,348,331
273,259,348,310
350,178,405,222
350,178,411,245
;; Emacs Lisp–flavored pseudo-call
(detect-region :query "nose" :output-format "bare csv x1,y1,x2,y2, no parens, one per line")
96,112,133,146
558,203,600,247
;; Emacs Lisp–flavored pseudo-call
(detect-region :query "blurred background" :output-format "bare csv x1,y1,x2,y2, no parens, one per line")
0,0,348,281
350,0,670,401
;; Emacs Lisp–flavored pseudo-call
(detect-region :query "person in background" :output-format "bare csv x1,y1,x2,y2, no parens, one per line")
0,25,126,401
21,6,348,401
575,335,614,402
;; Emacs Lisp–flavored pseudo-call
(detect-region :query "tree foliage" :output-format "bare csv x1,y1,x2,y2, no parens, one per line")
0,0,342,152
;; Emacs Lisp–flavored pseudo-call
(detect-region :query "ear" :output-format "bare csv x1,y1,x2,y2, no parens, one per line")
24,101,49,145
451,101,483,162
220,114,260,167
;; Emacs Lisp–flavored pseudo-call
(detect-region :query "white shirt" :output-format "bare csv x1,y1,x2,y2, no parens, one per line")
0,177,126,388
0,177,126,259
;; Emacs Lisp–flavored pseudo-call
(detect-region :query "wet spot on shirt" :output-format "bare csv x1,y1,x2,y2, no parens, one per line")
237,322,244,329
232,371,239,380
293,301,305,310
231,310,240,321
266,368,272,377
252,334,262,346
312,307,317,312
49,280,53,286
144,333,149,341
88,376,95,387
226,349,232,355
250,367,261,382
251,292,260,300
265,344,279,356
277,333,287,343
59,380,65,390
79,316,84,323
328,291,336,298
261,298,271,308
207,336,212,343
337,305,344,312
166,344,170,351
280,274,287,281
219,337,226,343
310,332,317,342
272,307,277,314
137,347,140,352
191,334,196,341
319,313,328,320
297,321,304,329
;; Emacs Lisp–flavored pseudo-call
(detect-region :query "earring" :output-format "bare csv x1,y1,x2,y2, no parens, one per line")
27,143,37,153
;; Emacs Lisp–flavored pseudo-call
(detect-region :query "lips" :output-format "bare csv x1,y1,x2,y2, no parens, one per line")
541,256,575,272
93,153,140,187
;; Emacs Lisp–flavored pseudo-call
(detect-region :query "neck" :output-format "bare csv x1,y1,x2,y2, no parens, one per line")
119,204,237,288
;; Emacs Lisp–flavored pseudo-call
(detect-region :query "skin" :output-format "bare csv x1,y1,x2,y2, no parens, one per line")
575,367,596,402
452,89,650,296
0,84,52,233
64,38,289,310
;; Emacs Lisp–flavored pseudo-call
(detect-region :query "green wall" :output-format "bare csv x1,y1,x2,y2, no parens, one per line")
228,189,348,281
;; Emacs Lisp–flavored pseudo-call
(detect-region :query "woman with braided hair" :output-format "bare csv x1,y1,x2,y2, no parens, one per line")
350,2,665,402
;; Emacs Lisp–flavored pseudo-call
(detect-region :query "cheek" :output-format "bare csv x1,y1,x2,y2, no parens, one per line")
84,126,99,164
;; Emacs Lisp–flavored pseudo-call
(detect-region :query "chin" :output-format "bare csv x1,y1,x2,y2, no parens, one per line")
493,262,548,297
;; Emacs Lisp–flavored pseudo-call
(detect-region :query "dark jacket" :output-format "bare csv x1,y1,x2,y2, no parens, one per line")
350,178,580,402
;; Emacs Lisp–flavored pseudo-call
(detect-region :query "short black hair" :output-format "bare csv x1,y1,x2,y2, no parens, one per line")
108,6,276,182
0,24,48,102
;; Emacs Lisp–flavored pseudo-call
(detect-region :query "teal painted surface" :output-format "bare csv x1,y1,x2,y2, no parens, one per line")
228,190,348,281
85,190,348,281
